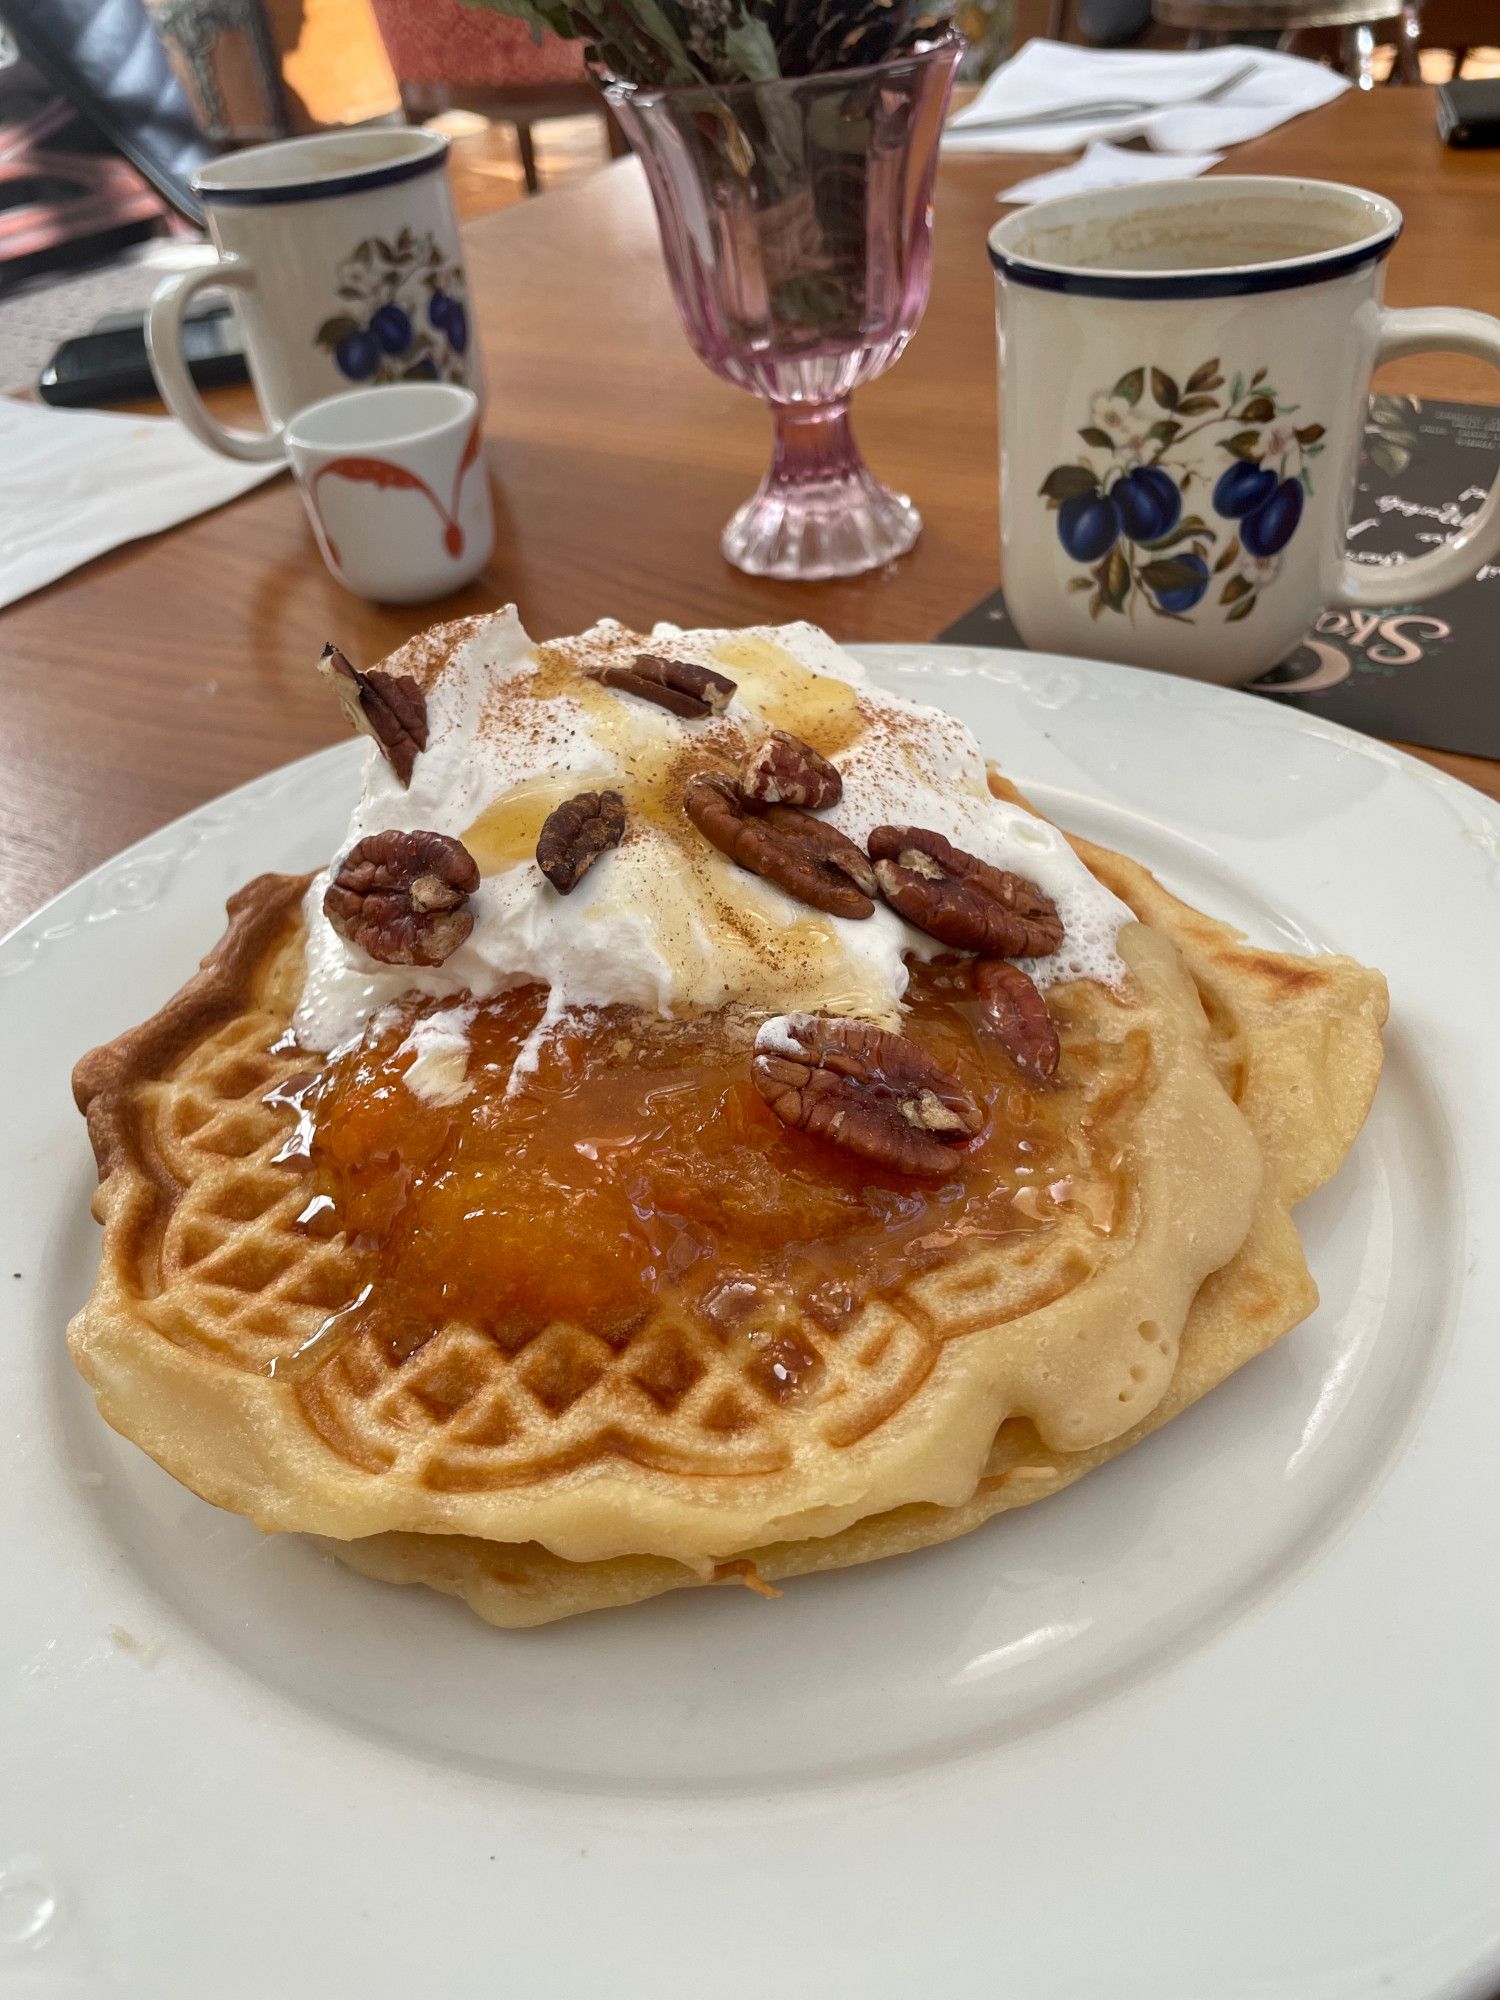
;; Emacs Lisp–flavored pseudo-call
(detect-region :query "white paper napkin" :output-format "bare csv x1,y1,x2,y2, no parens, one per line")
0,397,282,611
998,139,1224,204
945,41,1349,155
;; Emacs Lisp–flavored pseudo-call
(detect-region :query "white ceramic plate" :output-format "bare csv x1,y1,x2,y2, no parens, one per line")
3,646,1498,2000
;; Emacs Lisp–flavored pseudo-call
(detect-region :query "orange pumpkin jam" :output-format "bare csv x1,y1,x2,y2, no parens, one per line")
298,959,1130,1368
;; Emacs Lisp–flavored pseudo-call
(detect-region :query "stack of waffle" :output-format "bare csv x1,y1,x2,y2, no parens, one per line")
68,615,1386,1626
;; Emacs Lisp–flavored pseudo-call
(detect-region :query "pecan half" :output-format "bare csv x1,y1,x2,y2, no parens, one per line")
752,1014,982,1177
323,829,479,966
684,773,875,919
740,729,842,811
535,789,626,894
975,959,1060,1084
317,644,427,787
588,651,736,720
867,826,1065,957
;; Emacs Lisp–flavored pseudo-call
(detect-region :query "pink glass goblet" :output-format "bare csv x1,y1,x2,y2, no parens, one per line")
602,36,962,582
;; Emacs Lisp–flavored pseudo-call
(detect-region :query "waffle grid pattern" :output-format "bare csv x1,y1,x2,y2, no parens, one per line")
124,924,1123,1497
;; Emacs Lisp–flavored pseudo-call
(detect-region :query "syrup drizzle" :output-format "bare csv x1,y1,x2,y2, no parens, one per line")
264,1072,323,1166
282,963,1125,1385
266,1281,373,1381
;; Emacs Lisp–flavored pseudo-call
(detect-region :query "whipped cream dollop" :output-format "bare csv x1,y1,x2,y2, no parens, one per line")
396,1002,476,1106
294,608,1129,1059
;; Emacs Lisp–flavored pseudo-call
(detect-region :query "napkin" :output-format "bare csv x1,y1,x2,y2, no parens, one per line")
0,397,282,611
997,139,1224,204
944,41,1349,155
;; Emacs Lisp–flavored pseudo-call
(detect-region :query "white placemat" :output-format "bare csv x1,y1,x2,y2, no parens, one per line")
0,396,281,609
946,41,1349,155
998,138,1225,203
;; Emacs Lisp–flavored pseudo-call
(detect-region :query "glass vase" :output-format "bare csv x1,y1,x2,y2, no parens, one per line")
601,36,962,582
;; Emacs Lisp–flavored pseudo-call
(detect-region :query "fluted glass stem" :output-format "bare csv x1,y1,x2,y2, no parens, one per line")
722,400,919,580
601,35,960,582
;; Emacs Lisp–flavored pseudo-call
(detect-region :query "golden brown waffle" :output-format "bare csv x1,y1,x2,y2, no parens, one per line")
296,937,1216,1495
324,832,1387,1624
74,876,350,1375
70,804,1282,1566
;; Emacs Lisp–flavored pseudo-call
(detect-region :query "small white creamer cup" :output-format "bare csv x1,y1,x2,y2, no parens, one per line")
283,382,493,604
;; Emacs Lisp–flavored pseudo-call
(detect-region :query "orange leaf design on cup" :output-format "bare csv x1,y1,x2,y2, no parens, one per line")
309,421,482,565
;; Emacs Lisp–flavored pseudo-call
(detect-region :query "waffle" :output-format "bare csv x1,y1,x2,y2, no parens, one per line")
323,831,1387,1623
69,777,1290,1569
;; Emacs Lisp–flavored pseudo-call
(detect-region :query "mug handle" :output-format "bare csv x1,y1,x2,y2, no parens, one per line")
146,260,285,464
1338,306,1500,609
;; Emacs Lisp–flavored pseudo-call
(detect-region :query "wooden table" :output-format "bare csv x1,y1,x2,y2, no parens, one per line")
3,86,1498,936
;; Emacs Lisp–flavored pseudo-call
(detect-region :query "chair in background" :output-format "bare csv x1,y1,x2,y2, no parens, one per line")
1149,0,1423,83
145,0,292,141
1012,0,1180,50
0,47,170,283
0,0,211,285
367,0,624,194
1410,0,1489,74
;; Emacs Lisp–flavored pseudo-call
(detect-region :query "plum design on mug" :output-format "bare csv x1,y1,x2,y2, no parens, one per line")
1038,359,1326,625
315,227,470,386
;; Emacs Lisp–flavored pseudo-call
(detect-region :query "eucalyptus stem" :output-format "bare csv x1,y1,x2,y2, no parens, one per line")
460,0,954,87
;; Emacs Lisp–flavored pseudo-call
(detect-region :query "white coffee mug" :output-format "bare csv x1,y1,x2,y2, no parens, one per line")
148,129,481,464
284,383,494,603
989,177,1500,686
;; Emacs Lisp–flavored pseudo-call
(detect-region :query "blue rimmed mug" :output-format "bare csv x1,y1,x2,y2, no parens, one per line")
989,176,1500,686
148,129,481,464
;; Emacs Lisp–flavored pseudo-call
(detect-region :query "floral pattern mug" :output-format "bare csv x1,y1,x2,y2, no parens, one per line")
148,130,481,465
1042,358,1322,627
990,177,1500,685
314,226,470,387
